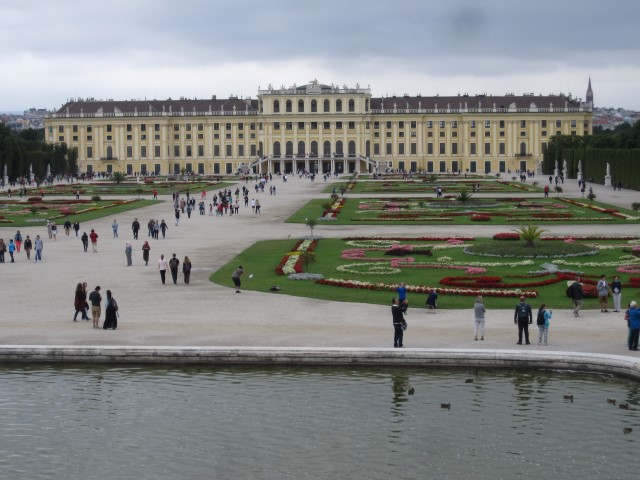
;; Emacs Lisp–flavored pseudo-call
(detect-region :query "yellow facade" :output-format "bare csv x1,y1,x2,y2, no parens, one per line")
45,81,592,176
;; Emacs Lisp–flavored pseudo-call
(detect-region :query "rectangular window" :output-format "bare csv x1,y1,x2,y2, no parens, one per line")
197,123,203,131
451,121,457,129
399,121,404,129
186,146,192,157
542,120,547,128
226,123,232,131
571,120,577,128
214,145,220,157
106,125,112,132
499,143,505,155
186,134,192,140
250,144,256,156
386,121,392,129
173,124,179,132
226,145,232,157
485,120,491,129
365,121,370,129
542,131,547,137
499,120,505,128
155,134,160,140
72,125,78,133
484,142,491,155
185,124,192,132
87,126,92,133
72,135,78,142
427,121,433,128
323,122,330,130
273,122,280,130
141,134,146,140
141,146,147,158
298,122,305,130
198,145,204,157
451,143,458,155
213,123,219,131
410,143,417,154
439,142,445,155
398,132,404,138
286,122,293,130
87,135,92,141
386,143,392,155
174,145,180,157
140,164,147,174
411,121,417,129
427,143,433,155
311,122,318,130
374,121,380,129
439,161,446,173
556,120,562,128
127,135,132,141
126,124,132,132
154,145,161,158
439,121,445,128
470,120,476,128
374,144,380,155
520,120,526,128
470,143,476,155
87,146,93,158
398,143,405,155
237,123,243,131
174,134,179,140
336,122,343,130
348,121,355,130
126,146,133,158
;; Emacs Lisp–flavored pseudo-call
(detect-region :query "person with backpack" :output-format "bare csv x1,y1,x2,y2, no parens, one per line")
514,296,533,345
168,253,180,285
537,304,552,346
567,278,584,317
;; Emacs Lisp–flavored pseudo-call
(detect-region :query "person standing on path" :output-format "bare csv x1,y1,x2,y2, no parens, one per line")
14,230,22,252
628,301,640,351
132,218,140,240
536,304,552,346
397,282,407,313
567,278,583,317
232,265,245,293
7,239,15,262
112,220,119,238
473,295,486,341
597,275,610,312
0,239,6,263
23,235,32,260
102,290,118,330
183,256,192,284
514,296,532,345
125,241,133,266
89,229,98,253
88,286,102,329
168,254,180,285
34,235,43,262
612,276,623,312
142,241,151,266
157,254,168,284
73,283,90,321
391,298,405,348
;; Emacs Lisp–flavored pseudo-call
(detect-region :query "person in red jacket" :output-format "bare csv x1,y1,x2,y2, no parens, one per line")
89,229,99,253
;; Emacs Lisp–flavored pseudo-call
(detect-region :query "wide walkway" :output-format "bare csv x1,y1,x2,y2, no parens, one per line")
0,175,638,356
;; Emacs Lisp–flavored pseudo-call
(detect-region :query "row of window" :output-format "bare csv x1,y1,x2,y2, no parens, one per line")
268,98,368,114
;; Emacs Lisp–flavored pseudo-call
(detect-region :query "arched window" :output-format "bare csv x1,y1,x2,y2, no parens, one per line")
348,99,355,112
336,99,342,112
323,140,331,157
311,141,318,156
348,140,356,157
336,140,343,155
298,99,304,113
365,99,369,112
106,146,113,159
273,100,279,113
520,142,527,156
286,100,292,113
298,141,305,156
273,141,281,157
286,141,293,157
324,99,330,113
311,99,317,113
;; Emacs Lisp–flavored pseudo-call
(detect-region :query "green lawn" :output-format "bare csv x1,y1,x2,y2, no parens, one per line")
324,178,540,194
211,236,640,310
0,199,159,227
286,197,639,225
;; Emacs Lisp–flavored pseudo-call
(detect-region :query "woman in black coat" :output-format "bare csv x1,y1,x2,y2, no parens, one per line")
103,289,118,330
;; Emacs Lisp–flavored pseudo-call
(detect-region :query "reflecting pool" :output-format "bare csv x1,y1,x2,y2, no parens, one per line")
0,366,638,479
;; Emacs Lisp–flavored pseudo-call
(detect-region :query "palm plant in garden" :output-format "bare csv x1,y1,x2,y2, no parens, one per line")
112,172,126,184
29,205,38,219
456,189,472,203
298,251,316,272
513,225,548,247
633,202,640,219
306,218,318,237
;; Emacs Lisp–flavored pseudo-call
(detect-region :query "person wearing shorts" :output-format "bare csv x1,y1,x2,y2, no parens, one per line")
232,266,244,293
88,286,102,329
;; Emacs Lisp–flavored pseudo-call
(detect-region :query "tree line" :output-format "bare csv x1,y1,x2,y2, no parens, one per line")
0,125,78,181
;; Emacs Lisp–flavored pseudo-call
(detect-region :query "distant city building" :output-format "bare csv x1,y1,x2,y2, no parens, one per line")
44,79,594,176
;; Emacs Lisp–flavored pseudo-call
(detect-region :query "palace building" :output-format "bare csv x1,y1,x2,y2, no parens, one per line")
44,79,593,176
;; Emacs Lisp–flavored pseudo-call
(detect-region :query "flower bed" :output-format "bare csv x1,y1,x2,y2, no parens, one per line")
274,239,319,275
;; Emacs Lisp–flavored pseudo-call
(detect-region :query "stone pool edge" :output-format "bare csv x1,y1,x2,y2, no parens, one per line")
1,346,640,380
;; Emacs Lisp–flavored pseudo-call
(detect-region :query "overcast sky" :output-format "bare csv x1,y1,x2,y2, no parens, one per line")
1,0,639,112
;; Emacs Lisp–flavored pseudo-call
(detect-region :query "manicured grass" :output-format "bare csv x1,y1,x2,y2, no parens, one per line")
324,178,540,194
0,199,159,227
211,237,640,310
286,197,639,225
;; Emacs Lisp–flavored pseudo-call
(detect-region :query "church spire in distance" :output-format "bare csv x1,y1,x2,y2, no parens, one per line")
586,76,593,106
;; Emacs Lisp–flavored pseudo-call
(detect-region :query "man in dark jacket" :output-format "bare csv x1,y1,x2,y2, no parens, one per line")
514,296,532,345
169,253,180,285
131,218,140,240
568,278,584,317
392,298,405,348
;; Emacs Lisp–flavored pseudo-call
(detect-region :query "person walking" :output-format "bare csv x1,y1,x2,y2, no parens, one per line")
23,235,32,260
14,230,22,252
102,290,118,330
391,297,405,348
232,265,245,293
131,218,140,240
514,296,532,345
73,221,80,236
0,239,5,263
73,283,90,321
473,295,486,341
157,254,168,284
89,229,99,253
628,301,640,351
160,220,168,238
125,241,133,266
142,241,151,266
168,253,180,285
597,275,610,312
567,278,583,317
81,231,89,252
7,239,15,262
611,275,623,313
537,304,552,346
183,256,192,284
88,286,102,329
34,235,43,262
112,219,119,238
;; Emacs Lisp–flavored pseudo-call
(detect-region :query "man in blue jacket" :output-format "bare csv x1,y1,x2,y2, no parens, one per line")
628,301,640,351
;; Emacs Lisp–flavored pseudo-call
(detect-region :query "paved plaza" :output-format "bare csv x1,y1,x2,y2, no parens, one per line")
1,175,638,356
